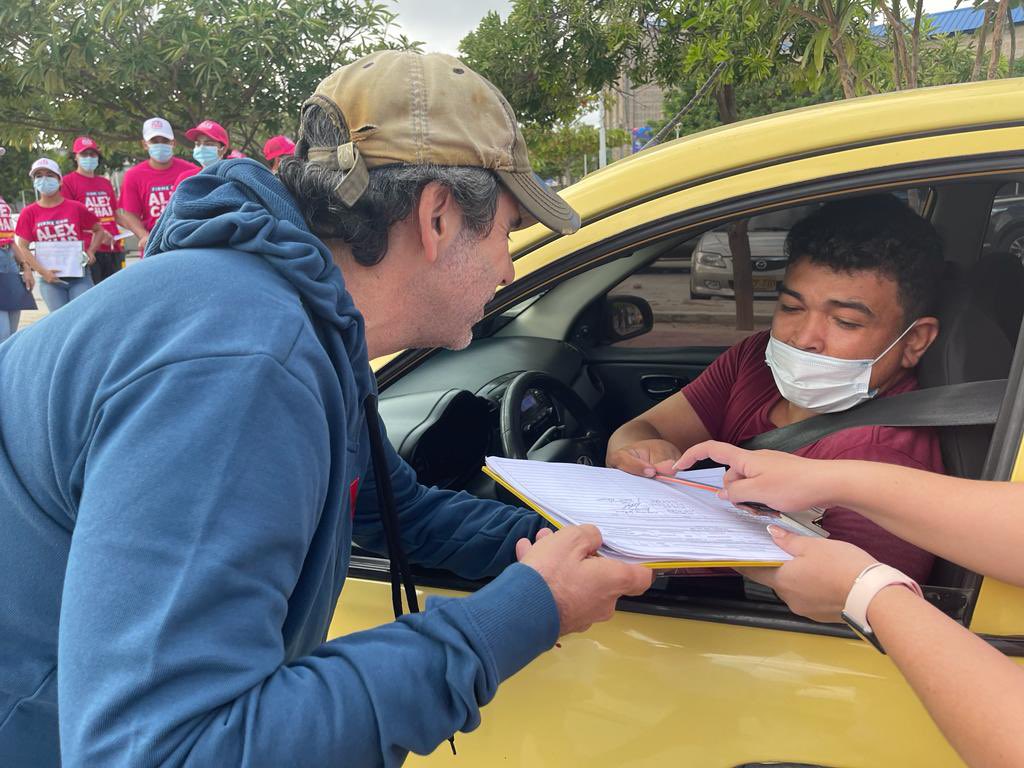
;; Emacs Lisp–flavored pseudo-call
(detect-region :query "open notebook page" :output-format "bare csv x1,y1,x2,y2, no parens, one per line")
485,457,799,565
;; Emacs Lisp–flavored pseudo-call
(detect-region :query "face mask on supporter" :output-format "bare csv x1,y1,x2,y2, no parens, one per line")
192,145,220,168
78,156,99,172
764,322,918,413
33,177,60,196
148,143,174,163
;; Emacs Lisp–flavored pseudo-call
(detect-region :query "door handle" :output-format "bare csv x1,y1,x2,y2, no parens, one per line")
641,374,687,399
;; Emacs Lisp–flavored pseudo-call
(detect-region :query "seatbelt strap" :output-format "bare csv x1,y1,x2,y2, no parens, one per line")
363,394,420,616
741,379,1008,453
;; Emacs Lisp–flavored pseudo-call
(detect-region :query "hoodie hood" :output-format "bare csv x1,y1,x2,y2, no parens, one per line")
147,158,372,432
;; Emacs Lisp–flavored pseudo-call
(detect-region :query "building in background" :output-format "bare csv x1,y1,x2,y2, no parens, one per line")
602,73,666,162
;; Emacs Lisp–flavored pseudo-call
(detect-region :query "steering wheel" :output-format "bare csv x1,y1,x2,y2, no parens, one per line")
500,370,606,463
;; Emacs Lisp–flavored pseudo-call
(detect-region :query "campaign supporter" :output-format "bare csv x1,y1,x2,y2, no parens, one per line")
674,441,1024,768
607,195,946,583
262,134,295,174
0,190,31,341
117,117,196,256
14,158,102,312
62,136,122,283
174,119,230,190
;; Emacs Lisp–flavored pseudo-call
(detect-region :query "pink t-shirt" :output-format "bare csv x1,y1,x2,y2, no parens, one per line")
173,165,200,191
683,330,945,582
119,157,197,232
0,196,14,248
15,199,98,245
61,171,122,252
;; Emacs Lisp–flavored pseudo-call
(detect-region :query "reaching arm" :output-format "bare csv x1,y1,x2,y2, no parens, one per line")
115,209,149,250
59,353,560,767
677,441,1024,586
606,391,711,476
754,529,1024,768
14,235,58,284
352,418,547,580
870,585,1024,768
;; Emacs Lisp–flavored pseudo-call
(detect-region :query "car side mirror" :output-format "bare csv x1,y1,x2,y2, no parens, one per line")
602,294,654,343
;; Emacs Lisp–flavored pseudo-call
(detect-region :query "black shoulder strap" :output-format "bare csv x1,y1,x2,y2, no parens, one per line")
740,379,1008,453
363,394,420,616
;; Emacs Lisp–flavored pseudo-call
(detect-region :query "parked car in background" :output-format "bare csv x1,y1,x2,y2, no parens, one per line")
985,183,1024,260
688,205,818,299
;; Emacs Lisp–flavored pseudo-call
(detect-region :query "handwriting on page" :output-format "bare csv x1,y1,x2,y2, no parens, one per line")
485,457,790,563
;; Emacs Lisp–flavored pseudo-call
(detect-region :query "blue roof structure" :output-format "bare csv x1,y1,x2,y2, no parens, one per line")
870,6,1024,37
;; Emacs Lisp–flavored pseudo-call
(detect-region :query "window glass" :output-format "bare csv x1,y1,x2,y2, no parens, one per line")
985,182,1024,261
608,192,930,348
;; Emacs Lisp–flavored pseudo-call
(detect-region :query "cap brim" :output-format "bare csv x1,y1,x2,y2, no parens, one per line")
144,131,174,141
496,170,580,236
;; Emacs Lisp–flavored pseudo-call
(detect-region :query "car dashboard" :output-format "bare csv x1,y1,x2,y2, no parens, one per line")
378,337,601,490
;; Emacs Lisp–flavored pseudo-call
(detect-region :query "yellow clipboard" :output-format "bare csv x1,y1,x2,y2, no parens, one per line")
482,466,783,570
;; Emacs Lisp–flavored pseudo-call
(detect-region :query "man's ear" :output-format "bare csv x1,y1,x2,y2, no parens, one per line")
900,316,940,368
414,181,457,265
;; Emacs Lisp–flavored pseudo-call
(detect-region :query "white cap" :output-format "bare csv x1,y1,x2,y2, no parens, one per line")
142,117,174,142
28,158,62,179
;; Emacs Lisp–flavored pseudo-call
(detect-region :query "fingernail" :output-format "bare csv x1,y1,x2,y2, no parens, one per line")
767,524,785,538
643,467,655,477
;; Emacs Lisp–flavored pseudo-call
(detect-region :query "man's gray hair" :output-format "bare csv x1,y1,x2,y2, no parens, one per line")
278,102,501,266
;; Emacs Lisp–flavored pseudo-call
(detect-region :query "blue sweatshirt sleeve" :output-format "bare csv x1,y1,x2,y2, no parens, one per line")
352,417,546,580
58,354,558,767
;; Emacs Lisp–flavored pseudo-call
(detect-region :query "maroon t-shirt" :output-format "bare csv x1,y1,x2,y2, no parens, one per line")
683,330,944,582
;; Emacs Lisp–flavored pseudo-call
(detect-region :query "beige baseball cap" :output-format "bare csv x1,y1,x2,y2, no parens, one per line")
298,51,580,236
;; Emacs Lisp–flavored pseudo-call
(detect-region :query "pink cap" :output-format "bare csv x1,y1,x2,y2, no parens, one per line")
72,136,100,154
226,149,246,159
262,135,296,161
185,120,229,147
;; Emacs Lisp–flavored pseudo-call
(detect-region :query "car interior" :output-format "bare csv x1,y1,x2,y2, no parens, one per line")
364,174,1024,634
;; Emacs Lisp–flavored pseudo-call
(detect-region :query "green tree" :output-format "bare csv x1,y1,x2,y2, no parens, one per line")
782,0,879,98
459,0,645,126
0,0,417,155
522,123,628,184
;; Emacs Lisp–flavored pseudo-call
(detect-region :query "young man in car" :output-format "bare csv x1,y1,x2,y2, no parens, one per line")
0,52,652,767
606,194,944,582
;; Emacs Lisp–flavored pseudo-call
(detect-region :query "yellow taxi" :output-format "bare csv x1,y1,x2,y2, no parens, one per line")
332,78,1024,767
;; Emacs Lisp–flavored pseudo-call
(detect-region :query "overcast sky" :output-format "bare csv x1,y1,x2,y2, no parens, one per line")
389,0,512,56
390,0,964,57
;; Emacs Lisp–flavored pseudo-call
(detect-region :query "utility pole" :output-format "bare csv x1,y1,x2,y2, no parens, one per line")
598,96,607,168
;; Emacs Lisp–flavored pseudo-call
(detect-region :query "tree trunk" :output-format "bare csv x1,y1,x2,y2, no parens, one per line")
1010,8,1017,72
831,29,858,97
715,84,753,331
911,0,925,88
714,83,739,124
891,0,904,88
881,1,913,90
989,0,1009,79
972,3,994,81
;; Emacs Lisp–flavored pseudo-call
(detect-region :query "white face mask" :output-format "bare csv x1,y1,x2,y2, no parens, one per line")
765,323,917,414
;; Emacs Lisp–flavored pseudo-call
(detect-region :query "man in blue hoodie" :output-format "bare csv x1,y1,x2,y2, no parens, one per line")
0,52,652,767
